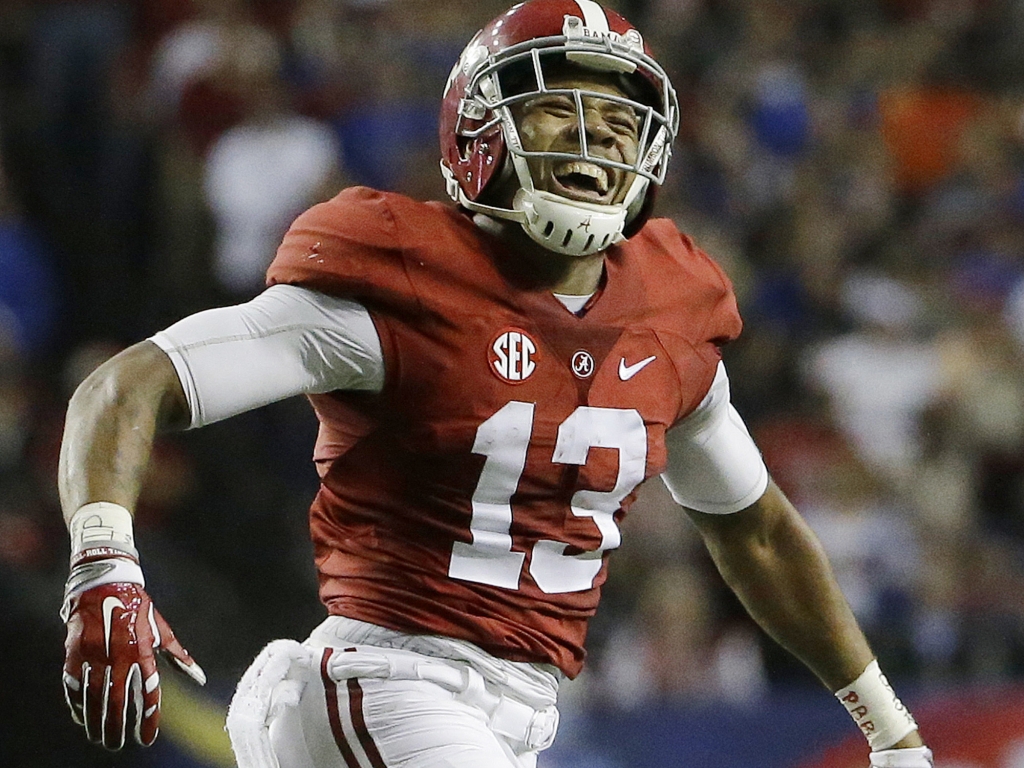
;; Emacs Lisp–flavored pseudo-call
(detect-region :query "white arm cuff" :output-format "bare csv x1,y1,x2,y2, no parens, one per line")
149,285,384,428
837,659,919,751
870,747,933,768
661,362,769,514
69,502,137,557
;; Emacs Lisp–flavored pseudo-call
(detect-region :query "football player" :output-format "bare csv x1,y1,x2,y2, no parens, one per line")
58,2,934,766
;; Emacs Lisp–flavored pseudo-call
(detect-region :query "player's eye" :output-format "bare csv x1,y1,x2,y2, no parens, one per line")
605,110,639,137
610,119,638,137
533,96,576,117
547,104,576,118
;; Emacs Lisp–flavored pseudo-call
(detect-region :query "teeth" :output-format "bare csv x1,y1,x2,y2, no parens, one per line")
554,162,609,194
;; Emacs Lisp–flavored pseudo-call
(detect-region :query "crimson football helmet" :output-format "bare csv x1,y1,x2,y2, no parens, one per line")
440,0,678,256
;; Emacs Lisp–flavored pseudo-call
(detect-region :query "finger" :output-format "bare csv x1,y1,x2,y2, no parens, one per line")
63,668,85,726
126,663,145,746
164,651,208,685
82,662,103,744
101,662,130,750
151,605,207,685
138,649,161,746
139,674,161,747
105,659,142,753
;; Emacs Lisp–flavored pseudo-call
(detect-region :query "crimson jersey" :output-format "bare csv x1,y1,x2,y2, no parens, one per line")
266,187,742,677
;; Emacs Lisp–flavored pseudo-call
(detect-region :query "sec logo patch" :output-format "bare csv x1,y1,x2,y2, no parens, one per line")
489,328,538,383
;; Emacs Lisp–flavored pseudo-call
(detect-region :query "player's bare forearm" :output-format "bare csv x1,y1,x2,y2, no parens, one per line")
685,482,926,749
58,340,189,522
60,341,205,749
686,480,877,689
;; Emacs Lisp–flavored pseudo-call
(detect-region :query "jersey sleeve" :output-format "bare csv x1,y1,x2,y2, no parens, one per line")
678,231,743,349
149,285,383,428
266,186,419,314
641,221,744,422
661,362,769,514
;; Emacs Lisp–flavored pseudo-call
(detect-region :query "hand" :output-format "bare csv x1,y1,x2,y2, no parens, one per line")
870,746,934,767
227,640,314,768
62,558,206,749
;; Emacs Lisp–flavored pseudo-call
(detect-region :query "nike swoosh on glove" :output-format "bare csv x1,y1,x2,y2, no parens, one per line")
62,556,206,749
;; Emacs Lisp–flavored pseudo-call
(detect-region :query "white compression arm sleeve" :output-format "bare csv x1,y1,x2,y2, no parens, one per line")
661,362,769,514
150,284,384,428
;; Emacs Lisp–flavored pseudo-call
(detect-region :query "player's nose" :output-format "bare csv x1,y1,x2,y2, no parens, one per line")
581,106,618,147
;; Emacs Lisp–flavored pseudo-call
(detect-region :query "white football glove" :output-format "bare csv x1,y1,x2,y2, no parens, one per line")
870,746,934,767
227,640,315,768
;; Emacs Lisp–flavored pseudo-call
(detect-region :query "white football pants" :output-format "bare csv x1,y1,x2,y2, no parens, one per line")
228,617,562,768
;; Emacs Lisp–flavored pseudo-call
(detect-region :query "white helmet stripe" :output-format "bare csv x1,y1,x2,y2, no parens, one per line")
573,0,610,33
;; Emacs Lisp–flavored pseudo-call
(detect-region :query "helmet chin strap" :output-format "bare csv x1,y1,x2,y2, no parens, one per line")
442,161,528,224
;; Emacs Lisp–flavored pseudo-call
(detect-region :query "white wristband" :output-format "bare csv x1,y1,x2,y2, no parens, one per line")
835,660,918,750
69,502,138,558
65,556,145,595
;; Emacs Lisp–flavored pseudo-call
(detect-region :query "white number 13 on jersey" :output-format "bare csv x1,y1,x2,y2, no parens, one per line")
448,401,647,594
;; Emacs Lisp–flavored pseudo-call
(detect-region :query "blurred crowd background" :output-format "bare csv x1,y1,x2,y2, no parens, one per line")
2,0,1024,766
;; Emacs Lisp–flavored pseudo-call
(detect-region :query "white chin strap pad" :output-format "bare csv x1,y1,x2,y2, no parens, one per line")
514,187,627,256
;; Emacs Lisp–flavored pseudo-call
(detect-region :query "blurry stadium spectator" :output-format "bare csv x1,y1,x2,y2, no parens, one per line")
804,271,946,485
0,146,58,356
202,25,342,297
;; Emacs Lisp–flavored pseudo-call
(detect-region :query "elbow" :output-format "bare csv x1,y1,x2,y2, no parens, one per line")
69,344,156,409
68,361,129,418
66,342,189,432
698,482,804,564
744,485,817,557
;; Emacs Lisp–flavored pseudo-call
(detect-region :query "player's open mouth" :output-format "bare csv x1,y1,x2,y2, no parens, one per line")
551,161,616,203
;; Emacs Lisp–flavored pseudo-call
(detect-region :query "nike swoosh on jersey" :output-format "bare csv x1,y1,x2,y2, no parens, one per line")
102,596,127,658
618,355,656,380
